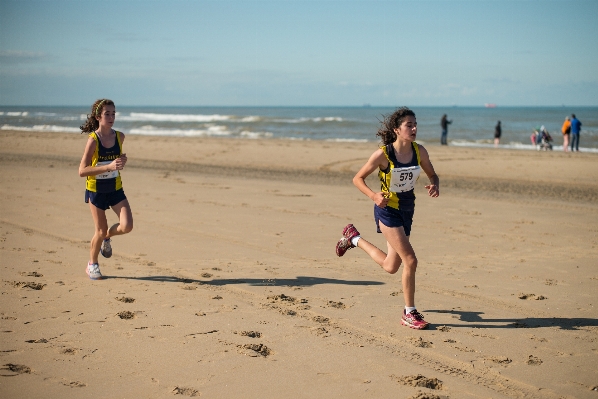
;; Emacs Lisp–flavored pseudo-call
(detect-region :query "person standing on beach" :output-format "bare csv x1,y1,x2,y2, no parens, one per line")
561,116,571,152
494,120,502,147
79,99,133,280
440,114,452,145
335,107,439,330
570,114,582,152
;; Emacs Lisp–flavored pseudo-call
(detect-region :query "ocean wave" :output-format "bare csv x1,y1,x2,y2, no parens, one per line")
239,130,273,139
450,140,598,153
128,125,231,137
127,125,274,139
1,124,80,133
273,117,344,123
240,116,261,122
325,138,369,143
1,112,29,117
119,112,232,123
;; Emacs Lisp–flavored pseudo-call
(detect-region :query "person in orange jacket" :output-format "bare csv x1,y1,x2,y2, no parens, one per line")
561,116,571,152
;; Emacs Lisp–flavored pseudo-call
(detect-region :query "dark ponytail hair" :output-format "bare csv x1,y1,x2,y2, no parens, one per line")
80,98,115,133
376,107,416,145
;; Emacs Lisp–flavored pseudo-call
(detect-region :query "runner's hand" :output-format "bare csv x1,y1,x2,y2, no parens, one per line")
110,156,125,171
373,192,389,208
425,184,439,197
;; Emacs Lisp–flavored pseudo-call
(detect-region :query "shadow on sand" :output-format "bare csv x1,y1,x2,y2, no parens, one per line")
425,309,598,331
104,275,385,288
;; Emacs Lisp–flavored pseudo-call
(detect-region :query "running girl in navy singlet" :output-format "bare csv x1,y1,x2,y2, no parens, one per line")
335,107,439,330
79,99,134,280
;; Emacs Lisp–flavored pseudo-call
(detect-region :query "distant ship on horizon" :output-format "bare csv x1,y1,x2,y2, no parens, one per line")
485,103,497,108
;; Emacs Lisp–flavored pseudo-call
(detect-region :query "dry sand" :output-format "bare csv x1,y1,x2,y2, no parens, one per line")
0,131,597,399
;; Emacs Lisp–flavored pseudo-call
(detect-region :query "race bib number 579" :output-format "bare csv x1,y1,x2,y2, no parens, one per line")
95,160,119,180
389,165,421,193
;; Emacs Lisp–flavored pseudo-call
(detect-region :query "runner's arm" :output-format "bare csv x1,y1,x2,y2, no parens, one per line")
418,145,439,197
78,137,124,177
353,149,390,207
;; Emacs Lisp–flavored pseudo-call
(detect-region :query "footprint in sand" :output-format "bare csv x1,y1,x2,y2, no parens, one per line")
391,374,443,390
238,343,271,357
409,391,442,399
312,326,329,337
526,355,543,365
1,363,32,376
25,338,48,343
172,386,200,396
530,335,548,342
116,297,135,303
267,294,296,303
237,330,262,338
312,316,329,324
116,311,135,320
62,381,86,388
19,272,43,277
518,293,547,300
454,345,476,352
60,348,77,355
326,301,346,309
10,281,46,290
486,355,512,365
407,337,433,348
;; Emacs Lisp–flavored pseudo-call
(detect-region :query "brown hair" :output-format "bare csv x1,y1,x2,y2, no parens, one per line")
376,107,416,145
80,98,115,133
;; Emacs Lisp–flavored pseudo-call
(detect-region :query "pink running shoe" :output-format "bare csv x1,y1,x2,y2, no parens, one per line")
342,224,360,240
336,237,352,257
401,309,429,330
336,224,360,257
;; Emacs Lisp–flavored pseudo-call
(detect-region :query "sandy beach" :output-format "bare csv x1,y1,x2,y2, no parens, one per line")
1,130,597,399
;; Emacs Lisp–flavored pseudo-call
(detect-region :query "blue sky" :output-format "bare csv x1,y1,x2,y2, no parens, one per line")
1,0,597,106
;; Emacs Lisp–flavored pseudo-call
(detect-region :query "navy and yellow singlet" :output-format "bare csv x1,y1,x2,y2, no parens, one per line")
86,131,123,193
378,142,421,211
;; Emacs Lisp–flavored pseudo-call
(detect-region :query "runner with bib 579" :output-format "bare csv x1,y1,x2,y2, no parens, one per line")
335,107,439,330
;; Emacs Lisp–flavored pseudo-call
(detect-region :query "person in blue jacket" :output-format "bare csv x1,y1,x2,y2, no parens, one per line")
570,114,582,152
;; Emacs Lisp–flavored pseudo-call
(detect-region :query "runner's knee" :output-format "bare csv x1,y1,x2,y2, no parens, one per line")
403,255,418,272
121,221,133,234
95,229,108,240
383,260,402,274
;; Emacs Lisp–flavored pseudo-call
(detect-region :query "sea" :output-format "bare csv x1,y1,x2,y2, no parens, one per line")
1,106,597,152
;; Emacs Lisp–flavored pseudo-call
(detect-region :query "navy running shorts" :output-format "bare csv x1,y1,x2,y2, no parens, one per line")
85,189,127,211
374,205,414,236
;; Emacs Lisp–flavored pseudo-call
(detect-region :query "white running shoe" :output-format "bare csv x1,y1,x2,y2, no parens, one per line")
86,262,103,280
100,238,112,258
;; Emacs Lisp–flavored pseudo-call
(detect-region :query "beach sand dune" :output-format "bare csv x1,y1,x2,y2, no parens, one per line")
1,131,597,398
